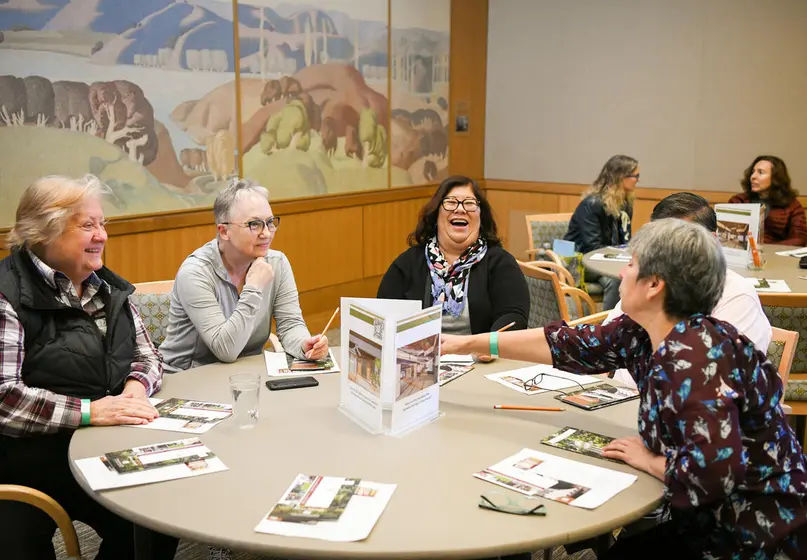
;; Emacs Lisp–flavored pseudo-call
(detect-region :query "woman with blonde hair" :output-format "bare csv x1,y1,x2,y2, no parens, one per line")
564,154,638,309
0,175,177,559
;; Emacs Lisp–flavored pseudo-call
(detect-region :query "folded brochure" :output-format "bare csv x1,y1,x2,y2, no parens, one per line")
555,383,639,410
255,473,396,542
541,427,620,463
265,348,341,377
74,437,228,490
474,448,636,509
132,397,233,434
438,363,473,386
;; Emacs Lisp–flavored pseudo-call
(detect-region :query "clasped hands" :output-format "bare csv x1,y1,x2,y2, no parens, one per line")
89,379,159,426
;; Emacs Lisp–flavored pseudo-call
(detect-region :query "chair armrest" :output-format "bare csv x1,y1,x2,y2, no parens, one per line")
561,286,597,318
567,310,611,327
0,485,80,558
526,260,575,286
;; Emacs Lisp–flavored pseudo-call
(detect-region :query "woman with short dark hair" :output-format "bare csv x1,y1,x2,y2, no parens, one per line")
729,155,807,246
377,175,528,336
565,154,639,309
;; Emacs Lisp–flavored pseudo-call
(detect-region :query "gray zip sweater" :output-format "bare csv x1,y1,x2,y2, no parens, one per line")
160,239,310,372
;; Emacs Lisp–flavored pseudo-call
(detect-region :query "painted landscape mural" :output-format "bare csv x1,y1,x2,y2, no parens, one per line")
0,0,449,227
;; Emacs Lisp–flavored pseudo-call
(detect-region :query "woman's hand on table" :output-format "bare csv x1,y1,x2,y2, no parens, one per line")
303,334,329,360
602,436,665,480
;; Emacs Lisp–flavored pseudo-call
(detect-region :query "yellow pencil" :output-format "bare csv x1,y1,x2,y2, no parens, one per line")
320,307,339,337
493,405,565,412
497,321,516,333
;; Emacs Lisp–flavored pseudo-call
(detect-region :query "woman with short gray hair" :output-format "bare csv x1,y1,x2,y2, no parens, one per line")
160,178,328,371
442,219,807,558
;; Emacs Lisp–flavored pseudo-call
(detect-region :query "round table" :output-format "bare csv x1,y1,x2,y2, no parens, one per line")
69,354,664,559
584,244,807,303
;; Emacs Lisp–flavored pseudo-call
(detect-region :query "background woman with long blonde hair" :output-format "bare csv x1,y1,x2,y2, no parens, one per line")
564,154,639,309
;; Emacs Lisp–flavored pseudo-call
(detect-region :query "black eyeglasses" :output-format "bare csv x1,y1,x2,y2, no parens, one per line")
479,493,546,516
222,217,280,234
441,197,480,212
522,372,586,395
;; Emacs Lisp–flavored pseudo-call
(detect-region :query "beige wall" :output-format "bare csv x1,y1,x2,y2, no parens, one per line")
484,0,807,192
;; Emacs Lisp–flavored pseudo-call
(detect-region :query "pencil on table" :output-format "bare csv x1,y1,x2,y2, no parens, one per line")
320,307,339,337
493,405,565,412
497,321,516,333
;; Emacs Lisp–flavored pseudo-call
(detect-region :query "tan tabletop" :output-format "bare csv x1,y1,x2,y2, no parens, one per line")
583,244,807,304
69,354,664,559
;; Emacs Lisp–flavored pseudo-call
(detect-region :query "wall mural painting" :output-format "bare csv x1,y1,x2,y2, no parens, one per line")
0,0,450,228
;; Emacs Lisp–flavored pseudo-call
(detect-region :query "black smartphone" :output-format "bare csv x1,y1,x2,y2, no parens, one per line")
265,376,319,391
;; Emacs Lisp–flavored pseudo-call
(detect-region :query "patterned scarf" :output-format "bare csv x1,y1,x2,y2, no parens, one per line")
425,236,488,316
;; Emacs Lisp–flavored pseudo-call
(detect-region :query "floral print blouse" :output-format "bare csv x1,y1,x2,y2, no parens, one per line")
545,314,807,558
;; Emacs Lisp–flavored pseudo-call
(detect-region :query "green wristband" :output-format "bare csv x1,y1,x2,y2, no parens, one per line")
489,331,499,358
80,399,91,426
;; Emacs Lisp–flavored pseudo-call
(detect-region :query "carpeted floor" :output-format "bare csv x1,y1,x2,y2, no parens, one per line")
53,521,597,559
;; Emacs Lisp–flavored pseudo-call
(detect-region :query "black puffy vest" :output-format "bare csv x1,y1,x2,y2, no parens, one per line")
0,250,136,400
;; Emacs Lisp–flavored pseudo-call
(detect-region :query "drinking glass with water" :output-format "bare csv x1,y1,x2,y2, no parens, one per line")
229,373,261,429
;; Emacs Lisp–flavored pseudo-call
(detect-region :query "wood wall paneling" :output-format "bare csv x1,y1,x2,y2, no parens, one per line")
104,224,217,284
270,207,364,293
448,0,488,179
299,275,384,333
362,197,430,277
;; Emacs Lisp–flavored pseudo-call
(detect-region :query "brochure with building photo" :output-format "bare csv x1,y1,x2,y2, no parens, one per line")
339,298,442,436
74,437,228,491
555,383,639,410
265,349,341,377
474,448,636,509
714,203,763,268
255,473,396,542
541,427,620,463
438,363,474,386
133,398,232,434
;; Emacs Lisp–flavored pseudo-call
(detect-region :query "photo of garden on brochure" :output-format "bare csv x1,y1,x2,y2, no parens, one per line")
135,398,233,433
255,473,396,542
474,448,636,509
541,427,620,463
74,437,228,491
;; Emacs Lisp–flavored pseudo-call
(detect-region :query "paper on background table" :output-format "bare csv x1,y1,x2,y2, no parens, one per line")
440,354,475,364
474,447,636,509
264,349,341,377
255,473,396,542
132,398,232,434
588,253,630,263
775,247,807,257
746,278,792,293
74,437,228,491
485,365,600,395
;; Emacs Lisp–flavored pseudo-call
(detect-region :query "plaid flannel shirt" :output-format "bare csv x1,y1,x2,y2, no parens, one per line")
0,250,163,437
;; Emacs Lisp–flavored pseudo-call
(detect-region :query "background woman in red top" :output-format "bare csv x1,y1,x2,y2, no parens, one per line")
729,155,807,246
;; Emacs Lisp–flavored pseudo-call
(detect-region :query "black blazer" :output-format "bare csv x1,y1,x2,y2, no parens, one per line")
564,196,632,255
377,245,529,334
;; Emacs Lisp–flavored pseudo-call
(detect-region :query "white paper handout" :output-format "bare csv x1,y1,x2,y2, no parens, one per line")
441,354,475,364
339,298,442,436
74,437,228,491
264,349,340,377
133,398,233,434
714,203,764,268
474,448,637,509
746,278,791,293
485,364,600,395
255,473,396,542
775,247,807,258
588,252,630,263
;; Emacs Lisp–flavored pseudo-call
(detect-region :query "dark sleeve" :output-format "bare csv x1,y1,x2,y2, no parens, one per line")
575,199,608,254
780,200,807,246
487,248,529,331
377,249,412,299
727,193,746,204
543,314,646,374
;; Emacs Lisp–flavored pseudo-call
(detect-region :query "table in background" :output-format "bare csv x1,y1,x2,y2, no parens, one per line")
583,244,807,303
69,354,663,559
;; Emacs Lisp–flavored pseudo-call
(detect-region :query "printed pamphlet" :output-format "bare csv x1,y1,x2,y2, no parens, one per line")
588,252,630,263
485,364,600,395
255,473,396,542
555,383,639,410
746,278,791,293
265,349,340,377
541,427,620,463
438,363,474,386
474,448,636,509
74,437,228,490
133,398,232,434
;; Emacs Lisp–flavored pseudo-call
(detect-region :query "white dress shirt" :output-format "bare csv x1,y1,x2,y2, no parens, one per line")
605,268,772,388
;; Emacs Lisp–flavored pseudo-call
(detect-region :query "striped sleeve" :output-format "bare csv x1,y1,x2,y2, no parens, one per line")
125,300,164,396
